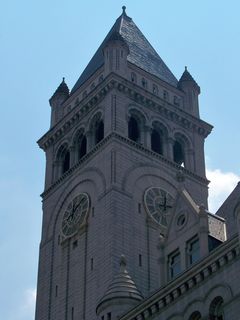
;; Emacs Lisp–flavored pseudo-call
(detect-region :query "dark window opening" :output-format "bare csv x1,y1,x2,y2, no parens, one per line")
79,135,87,159
91,258,93,271
107,313,111,320
208,236,222,252
55,285,58,297
128,116,139,142
95,120,104,144
73,240,78,249
71,307,74,320
139,254,142,267
151,129,163,154
92,207,95,217
173,141,184,166
189,311,201,320
63,151,70,173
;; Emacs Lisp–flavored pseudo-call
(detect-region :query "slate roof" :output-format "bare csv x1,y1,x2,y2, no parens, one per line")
71,9,178,93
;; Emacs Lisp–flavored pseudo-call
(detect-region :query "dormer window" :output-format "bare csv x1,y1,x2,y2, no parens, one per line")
187,237,200,266
90,83,95,91
174,95,180,106
131,72,137,83
142,78,147,88
99,75,104,83
82,91,87,99
163,90,169,101
153,84,158,95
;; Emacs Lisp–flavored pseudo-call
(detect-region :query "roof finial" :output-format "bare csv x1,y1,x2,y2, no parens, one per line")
62,77,65,82
185,66,187,71
122,5,126,15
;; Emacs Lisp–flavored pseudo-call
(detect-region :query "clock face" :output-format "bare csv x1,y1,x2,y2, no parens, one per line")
144,187,174,227
61,193,90,237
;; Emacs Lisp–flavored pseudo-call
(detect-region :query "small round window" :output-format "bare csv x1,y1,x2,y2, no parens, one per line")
177,214,186,226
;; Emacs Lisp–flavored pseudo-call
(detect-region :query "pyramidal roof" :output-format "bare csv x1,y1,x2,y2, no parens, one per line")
71,7,178,93
96,255,143,312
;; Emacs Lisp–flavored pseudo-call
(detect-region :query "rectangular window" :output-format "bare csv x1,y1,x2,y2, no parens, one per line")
168,250,181,279
187,237,200,266
107,312,111,320
91,258,93,271
71,307,74,320
139,254,142,267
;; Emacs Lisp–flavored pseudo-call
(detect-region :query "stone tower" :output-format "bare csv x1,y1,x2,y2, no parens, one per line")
35,7,221,320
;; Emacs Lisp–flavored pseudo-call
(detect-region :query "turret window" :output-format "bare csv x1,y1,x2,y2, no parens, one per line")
128,116,140,142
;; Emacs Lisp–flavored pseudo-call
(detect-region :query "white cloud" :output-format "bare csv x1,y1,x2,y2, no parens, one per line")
18,288,36,320
207,168,240,213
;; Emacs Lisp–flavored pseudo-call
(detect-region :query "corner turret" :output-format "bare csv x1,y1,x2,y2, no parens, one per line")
96,255,143,320
49,78,69,127
178,67,200,117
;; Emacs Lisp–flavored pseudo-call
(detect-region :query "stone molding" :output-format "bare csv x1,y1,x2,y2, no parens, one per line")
41,132,209,199
38,74,213,151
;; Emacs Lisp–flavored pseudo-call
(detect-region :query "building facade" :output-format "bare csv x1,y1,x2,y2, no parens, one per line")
35,7,240,320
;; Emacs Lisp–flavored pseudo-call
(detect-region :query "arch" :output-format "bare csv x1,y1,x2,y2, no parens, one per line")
88,111,104,147
209,296,224,320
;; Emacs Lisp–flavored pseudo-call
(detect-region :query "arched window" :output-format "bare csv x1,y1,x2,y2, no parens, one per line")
151,129,163,154
56,144,71,178
189,311,201,320
63,151,70,173
95,120,104,144
77,135,87,160
128,116,140,142
173,140,185,166
209,297,224,320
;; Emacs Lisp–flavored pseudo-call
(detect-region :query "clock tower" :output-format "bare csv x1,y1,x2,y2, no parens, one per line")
35,7,214,320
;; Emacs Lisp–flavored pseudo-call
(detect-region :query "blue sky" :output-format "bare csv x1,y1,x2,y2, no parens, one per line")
1,1,240,319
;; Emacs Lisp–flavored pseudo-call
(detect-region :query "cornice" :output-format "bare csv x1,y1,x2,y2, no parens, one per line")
119,236,240,320
38,73,213,152
41,132,209,199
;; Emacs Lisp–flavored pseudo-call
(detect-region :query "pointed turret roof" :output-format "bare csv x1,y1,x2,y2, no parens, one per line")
50,77,70,101
178,66,198,84
71,7,178,93
96,255,143,313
